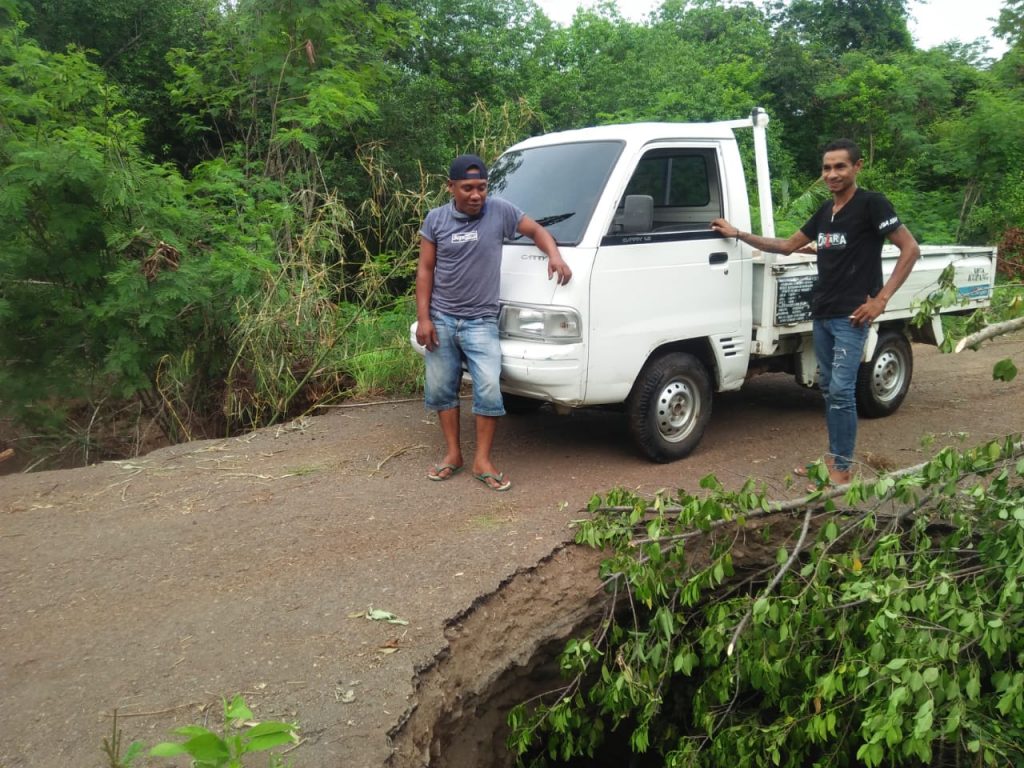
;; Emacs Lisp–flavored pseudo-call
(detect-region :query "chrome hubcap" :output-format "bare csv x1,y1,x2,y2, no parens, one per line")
871,347,906,403
657,379,699,442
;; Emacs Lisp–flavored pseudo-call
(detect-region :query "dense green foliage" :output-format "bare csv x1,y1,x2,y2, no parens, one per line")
508,437,1024,766
0,21,271,446
2,0,1023,465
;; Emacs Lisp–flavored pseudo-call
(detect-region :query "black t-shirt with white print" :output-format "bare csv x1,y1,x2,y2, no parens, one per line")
800,188,902,318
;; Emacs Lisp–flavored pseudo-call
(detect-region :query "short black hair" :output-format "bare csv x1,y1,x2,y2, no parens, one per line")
823,138,862,164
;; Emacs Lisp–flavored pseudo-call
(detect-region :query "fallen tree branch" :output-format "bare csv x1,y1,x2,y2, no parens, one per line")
954,316,1024,353
512,435,1024,766
727,507,812,657
593,437,1024,523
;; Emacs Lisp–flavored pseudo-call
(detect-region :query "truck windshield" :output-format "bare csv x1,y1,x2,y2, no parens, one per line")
488,140,623,245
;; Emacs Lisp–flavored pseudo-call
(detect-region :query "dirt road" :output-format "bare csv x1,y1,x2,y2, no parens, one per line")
1,336,1021,767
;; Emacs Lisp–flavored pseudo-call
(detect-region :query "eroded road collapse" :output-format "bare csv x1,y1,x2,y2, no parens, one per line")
386,543,607,767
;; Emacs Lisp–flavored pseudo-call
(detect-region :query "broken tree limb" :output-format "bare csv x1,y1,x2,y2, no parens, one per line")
726,508,812,657
954,316,1024,353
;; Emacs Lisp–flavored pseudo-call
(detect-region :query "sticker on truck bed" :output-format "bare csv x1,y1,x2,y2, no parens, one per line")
958,284,991,300
958,265,992,301
775,275,816,324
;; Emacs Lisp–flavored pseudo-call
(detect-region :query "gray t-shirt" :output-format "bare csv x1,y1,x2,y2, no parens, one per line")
420,197,524,319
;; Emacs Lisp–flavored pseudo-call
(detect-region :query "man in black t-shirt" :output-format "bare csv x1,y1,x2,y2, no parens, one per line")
712,138,920,486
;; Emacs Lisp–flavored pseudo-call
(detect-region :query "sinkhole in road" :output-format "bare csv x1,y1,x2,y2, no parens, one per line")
384,509,795,767
385,543,609,767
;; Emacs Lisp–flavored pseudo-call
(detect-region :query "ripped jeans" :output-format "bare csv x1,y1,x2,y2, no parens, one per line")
813,317,869,472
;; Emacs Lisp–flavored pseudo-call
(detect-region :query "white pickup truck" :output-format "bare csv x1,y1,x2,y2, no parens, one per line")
414,110,997,462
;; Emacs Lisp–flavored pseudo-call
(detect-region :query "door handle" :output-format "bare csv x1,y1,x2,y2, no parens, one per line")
709,252,728,265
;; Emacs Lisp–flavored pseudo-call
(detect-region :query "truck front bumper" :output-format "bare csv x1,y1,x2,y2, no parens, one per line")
499,340,586,404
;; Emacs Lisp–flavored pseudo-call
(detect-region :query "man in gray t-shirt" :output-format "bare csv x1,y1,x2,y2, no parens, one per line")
415,154,571,491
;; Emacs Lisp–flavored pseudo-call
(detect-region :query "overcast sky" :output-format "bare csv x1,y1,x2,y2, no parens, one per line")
532,0,1010,58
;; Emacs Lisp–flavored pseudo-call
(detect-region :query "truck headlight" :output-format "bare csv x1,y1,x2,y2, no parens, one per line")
499,305,581,343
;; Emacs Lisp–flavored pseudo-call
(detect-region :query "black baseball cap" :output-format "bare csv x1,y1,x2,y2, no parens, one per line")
449,154,488,180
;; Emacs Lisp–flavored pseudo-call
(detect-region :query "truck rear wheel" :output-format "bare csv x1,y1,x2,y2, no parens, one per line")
856,330,913,418
627,352,712,463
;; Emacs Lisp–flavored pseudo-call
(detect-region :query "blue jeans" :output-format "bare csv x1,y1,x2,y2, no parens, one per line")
424,311,505,417
813,317,869,472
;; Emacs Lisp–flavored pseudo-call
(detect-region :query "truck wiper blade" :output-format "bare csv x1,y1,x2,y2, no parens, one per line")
535,212,575,226
510,212,575,239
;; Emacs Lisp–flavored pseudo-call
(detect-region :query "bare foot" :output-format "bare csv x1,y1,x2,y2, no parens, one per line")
805,466,851,493
828,468,851,485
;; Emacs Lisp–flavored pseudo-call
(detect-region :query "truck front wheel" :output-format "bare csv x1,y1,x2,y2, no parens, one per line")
627,352,712,462
856,330,913,418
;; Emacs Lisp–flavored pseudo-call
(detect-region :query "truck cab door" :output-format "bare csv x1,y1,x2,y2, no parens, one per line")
586,144,749,403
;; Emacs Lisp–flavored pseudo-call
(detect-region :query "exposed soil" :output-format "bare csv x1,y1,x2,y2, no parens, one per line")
1,336,1021,768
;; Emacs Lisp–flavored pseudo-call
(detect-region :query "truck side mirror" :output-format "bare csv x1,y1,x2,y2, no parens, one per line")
622,194,654,233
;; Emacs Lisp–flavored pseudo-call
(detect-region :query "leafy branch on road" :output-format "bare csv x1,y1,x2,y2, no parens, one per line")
508,435,1024,767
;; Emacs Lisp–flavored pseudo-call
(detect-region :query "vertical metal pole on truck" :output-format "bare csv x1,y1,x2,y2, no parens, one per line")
721,107,775,238
750,107,775,238
721,107,781,354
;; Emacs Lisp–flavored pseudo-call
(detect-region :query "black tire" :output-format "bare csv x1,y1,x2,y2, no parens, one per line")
856,330,913,418
627,352,712,463
502,394,545,415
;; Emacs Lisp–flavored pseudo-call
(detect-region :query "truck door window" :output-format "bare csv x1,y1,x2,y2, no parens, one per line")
610,148,722,236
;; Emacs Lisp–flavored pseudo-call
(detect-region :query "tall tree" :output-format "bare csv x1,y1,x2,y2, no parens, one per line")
992,0,1024,87
168,0,410,175
364,0,554,181
995,0,1024,48
22,0,218,162
929,89,1024,241
0,19,271,441
783,0,913,58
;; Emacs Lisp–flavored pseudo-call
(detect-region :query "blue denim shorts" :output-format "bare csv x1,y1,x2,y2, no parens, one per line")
424,311,505,416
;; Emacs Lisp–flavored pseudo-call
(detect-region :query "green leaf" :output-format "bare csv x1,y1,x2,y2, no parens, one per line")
122,741,146,764
182,732,230,762
753,597,769,619
224,695,253,722
149,742,189,757
174,725,214,737
992,358,1017,382
245,730,296,753
657,608,674,638
244,721,295,738
913,699,934,737
673,650,698,675
966,672,981,700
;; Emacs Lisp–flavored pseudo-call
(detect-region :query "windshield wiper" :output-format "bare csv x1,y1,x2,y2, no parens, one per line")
511,212,575,239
